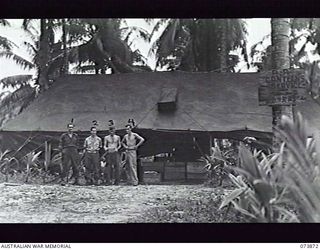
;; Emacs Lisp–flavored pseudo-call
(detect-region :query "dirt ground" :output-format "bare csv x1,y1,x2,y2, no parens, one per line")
0,183,231,223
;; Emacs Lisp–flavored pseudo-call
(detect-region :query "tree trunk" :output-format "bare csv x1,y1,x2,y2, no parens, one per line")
206,19,212,71
38,19,50,91
271,18,293,151
61,18,69,75
94,64,100,74
219,19,228,73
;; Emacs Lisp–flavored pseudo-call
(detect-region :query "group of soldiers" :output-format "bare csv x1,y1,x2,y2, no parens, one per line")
59,122,145,186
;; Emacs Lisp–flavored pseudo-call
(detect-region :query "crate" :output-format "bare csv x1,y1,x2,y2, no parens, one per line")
164,162,186,180
140,162,165,181
143,171,161,184
186,162,207,180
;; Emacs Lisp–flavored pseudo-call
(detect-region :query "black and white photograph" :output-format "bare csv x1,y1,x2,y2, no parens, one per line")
1,11,320,228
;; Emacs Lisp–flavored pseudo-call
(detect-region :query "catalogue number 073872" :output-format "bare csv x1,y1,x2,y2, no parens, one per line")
300,244,319,248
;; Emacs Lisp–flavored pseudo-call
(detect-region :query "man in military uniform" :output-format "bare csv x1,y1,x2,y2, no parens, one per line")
104,125,121,185
83,126,102,185
121,124,145,186
59,123,80,185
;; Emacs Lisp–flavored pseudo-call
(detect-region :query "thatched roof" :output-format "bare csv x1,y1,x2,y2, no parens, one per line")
2,71,273,133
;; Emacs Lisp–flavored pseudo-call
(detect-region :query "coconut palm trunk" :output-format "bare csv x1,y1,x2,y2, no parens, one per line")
219,19,228,73
61,18,69,75
271,18,293,151
38,19,50,90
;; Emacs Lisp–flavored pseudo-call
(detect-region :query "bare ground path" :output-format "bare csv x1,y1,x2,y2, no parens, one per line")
0,183,232,223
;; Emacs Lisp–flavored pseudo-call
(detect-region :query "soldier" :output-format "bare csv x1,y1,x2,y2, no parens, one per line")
83,126,102,185
59,123,80,185
104,125,122,185
122,124,145,186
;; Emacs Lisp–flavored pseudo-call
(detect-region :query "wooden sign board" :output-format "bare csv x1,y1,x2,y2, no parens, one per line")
258,69,308,106
259,86,306,106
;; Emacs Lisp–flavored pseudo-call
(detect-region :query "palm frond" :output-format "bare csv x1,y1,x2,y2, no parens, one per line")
0,36,14,51
22,41,38,55
150,19,169,38
132,49,147,64
0,75,33,88
0,51,35,70
155,19,181,58
291,18,313,31
22,19,33,31
0,84,36,109
250,34,271,58
121,26,151,42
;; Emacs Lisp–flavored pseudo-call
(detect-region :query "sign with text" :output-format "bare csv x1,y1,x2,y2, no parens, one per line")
258,69,308,106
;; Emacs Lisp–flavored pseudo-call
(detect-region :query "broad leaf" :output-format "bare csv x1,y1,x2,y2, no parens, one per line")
220,187,247,209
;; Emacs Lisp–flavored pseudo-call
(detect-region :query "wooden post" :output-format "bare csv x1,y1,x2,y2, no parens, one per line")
184,162,188,182
209,135,213,154
161,162,165,182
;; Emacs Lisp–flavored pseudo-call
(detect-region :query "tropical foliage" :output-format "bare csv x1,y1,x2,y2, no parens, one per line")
149,19,248,72
251,18,320,72
0,18,151,89
0,18,152,128
0,149,19,182
23,151,42,183
67,18,151,74
202,140,237,187
0,19,14,51
220,113,320,222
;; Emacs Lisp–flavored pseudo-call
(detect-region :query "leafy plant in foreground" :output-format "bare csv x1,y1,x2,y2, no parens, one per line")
220,112,320,222
41,141,61,183
0,150,19,182
202,141,237,187
23,151,42,183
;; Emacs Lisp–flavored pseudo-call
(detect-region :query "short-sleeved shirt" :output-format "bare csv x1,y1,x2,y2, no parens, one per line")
123,133,144,150
104,135,121,153
84,136,102,152
59,132,79,149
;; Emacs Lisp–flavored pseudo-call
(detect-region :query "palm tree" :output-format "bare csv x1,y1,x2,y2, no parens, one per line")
0,19,151,127
0,19,67,128
61,18,69,74
0,19,34,75
0,19,54,91
0,19,37,127
69,18,151,74
1,18,151,88
149,19,248,72
251,18,320,71
271,18,292,151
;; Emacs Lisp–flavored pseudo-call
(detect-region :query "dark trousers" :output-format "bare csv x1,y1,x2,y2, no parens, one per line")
107,152,120,184
61,148,80,181
137,158,144,184
84,152,100,184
